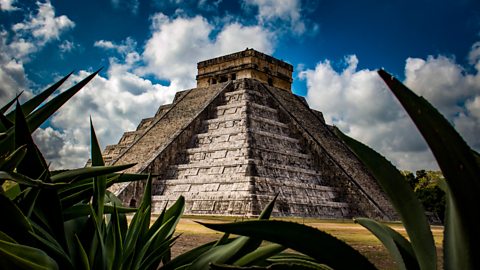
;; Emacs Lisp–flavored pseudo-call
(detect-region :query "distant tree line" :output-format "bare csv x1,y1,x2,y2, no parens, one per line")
401,170,446,223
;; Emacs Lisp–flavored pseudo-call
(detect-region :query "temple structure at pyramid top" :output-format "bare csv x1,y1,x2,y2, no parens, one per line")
196,49,293,92
103,48,396,220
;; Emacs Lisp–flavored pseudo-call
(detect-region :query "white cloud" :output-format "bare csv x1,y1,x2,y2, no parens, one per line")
301,55,435,171
302,48,480,171
404,54,480,150
141,13,274,88
0,1,75,105
243,0,306,34
0,0,18,11
12,1,75,45
94,37,137,56
59,40,77,53
37,62,179,169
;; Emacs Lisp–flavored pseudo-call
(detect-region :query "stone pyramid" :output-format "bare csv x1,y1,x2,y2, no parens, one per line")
104,49,396,220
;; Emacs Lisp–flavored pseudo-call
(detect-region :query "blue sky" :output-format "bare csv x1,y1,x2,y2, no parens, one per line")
1,0,480,171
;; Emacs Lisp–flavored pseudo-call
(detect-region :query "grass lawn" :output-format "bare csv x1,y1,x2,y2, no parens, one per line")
170,216,444,270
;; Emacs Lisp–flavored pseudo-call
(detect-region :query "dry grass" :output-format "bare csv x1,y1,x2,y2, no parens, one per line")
170,216,444,270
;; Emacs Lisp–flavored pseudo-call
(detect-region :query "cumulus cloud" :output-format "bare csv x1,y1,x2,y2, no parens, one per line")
94,37,137,56
12,1,75,46
302,48,480,171
37,63,179,169
243,0,306,34
59,40,77,53
0,0,18,11
404,54,480,151
301,55,435,171
141,13,274,88
0,0,74,105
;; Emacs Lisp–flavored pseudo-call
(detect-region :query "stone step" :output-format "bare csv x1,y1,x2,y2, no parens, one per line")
250,176,336,192
250,129,299,143
195,132,247,146
186,144,248,154
196,127,246,138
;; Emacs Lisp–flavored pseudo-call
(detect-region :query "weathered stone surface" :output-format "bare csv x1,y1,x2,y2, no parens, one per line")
102,49,396,220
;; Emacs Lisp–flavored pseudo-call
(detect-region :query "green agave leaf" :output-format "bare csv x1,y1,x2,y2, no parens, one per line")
124,175,153,261
13,101,49,179
28,229,72,268
0,92,22,131
26,69,101,133
31,188,68,252
90,118,104,167
123,205,151,267
333,127,436,270
378,69,480,269
192,195,278,269
145,195,185,247
0,238,58,270
0,193,33,243
0,145,27,171
63,204,136,221
0,113,13,131
50,164,135,183
0,91,23,115
189,236,254,269
63,216,88,268
88,206,107,269
234,243,286,266
105,204,123,270
355,218,418,270
199,220,375,270
0,171,66,188
161,238,235,270
138,236,179,270
131,216,176,270
90,119,107,226
74,234,91,270
6,72,72,122
442,179,470,269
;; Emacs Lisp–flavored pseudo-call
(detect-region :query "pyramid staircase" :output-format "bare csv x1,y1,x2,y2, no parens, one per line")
147,79,352,217
104,78,395,219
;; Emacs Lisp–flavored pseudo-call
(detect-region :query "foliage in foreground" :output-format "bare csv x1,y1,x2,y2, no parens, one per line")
194,70,480,270
0,72,183,270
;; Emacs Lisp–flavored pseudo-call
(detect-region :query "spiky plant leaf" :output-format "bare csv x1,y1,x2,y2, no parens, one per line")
0,236,58,270
7,72,73,121
333,127,435,270
26,69,101,133
199,220,375,270
378,69,480,269
50,164,135,183
355,218,418,270
233,243,286,266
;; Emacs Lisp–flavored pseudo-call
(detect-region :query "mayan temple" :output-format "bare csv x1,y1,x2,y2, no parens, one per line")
104,49,396,220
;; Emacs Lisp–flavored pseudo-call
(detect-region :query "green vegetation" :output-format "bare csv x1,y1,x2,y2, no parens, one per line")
402,170,446,222
0,72,183,269
0,68,478,269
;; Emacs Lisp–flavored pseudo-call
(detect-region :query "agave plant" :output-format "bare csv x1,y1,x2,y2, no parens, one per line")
0,71,185,270
192,70,480,270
